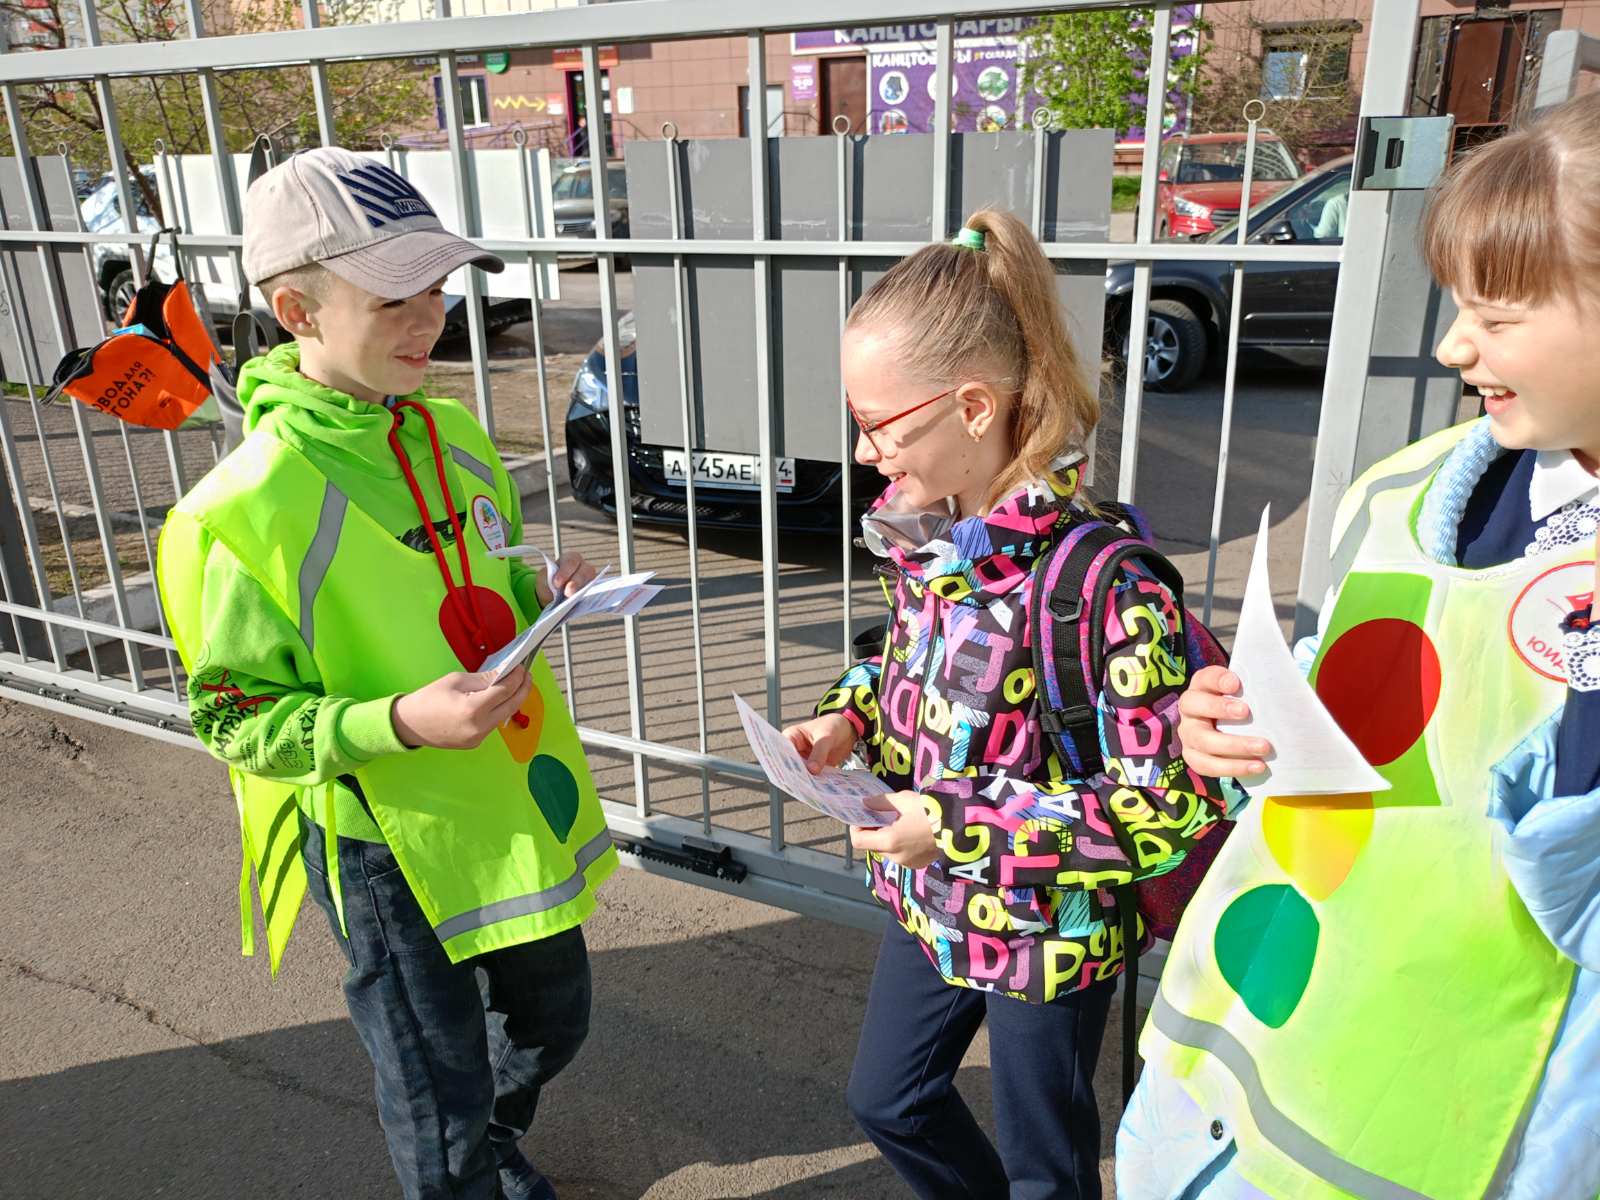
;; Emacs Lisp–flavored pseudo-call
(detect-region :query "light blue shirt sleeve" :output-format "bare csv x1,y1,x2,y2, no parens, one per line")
1487,710,1600,971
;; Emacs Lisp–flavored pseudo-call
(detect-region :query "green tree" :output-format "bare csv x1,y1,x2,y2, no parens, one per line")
1018,9,1207,134
0,0,430,221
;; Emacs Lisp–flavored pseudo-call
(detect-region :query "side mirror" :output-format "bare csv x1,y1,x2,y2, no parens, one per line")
1158,169,1170,182
1263,220,1296,244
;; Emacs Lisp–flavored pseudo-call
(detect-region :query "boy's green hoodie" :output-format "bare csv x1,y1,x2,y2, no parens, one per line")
184,343,542,841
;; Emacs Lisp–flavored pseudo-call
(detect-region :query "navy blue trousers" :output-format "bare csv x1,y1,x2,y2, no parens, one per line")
302,815,591,1200
847,921,1115,1200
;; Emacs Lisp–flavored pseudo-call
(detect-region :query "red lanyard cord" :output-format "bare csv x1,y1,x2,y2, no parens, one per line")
386,398,489,653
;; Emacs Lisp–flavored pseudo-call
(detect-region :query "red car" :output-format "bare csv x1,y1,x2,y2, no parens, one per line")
1153,132,1302,239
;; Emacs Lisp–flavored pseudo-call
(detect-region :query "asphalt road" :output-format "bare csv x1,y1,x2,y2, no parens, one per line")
0,695,1139,1199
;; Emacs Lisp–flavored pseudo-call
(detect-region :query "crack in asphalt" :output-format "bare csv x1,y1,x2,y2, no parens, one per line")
2,957,366,1116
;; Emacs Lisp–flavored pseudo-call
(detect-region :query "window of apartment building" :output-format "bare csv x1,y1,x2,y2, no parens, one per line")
1260,25,1354,102
432,73,492,129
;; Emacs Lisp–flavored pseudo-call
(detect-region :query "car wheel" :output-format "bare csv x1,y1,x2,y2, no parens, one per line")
105,268,137,322
1157,218,1171,241
1137,299,1207,392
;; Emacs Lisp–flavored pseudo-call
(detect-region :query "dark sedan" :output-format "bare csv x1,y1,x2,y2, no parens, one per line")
1106,156,1352,391
565,313,883,532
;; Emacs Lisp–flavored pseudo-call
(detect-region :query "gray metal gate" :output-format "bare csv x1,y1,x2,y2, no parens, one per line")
0,0,1455,943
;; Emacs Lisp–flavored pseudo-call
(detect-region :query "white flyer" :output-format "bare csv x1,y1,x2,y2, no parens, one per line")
480,568,662,682
1218,507,1391,796
733,693,894,827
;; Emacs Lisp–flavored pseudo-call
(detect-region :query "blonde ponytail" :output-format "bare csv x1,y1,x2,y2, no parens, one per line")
846,207,1098,511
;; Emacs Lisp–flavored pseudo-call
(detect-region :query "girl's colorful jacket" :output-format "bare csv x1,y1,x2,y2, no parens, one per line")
819,464,1235,1004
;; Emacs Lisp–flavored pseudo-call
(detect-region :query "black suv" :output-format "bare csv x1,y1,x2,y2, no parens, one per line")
1105,156,1352,391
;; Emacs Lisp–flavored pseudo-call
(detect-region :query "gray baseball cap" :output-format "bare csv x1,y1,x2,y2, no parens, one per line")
242,146,504,300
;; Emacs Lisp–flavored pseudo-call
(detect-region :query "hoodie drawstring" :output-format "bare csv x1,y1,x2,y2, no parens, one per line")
386,398,490,657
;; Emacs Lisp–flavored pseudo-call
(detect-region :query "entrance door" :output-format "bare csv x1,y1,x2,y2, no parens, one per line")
820,55,867,136
564,69,614,158
1440,16,1530,148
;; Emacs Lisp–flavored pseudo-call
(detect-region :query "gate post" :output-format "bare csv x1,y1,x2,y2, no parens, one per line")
1534,30,1600,111
1294,0,1464,637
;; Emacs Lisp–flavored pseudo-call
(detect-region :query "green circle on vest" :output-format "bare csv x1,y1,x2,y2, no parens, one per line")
529,754,580,843
485,52,510,74
1214,883,1319,1029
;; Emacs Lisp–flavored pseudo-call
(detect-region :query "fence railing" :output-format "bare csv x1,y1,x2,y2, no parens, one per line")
0,0,1422,947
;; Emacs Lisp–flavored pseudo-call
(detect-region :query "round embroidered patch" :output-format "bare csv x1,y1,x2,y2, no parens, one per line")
1507,560,1594,682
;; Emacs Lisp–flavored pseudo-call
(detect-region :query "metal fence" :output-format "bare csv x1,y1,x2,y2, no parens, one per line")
0,0,1434,942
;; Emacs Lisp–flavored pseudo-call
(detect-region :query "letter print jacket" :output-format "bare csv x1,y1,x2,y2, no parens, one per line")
817,464,1236,1004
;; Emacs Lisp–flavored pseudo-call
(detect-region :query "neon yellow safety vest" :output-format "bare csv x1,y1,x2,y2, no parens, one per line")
158,396,616,973
1141,420,1582,1199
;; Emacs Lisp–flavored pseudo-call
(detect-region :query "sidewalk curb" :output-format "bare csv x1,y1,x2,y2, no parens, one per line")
504,449,569,503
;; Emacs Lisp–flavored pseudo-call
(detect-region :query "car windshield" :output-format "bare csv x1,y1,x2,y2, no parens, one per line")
553,169,627,202
1175,141,1297,184
1205,167,1348,243
80,175,157,231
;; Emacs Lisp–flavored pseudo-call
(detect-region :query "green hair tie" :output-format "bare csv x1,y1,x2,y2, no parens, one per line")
951,227,986,251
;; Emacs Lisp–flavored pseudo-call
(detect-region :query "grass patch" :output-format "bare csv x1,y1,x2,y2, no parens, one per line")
30,514,153,598
1112,176,1142,212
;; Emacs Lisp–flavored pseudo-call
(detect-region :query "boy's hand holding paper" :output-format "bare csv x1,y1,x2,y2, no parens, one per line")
480,567,664,684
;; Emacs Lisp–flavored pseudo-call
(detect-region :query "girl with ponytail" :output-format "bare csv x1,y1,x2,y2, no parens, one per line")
783,209,1232,1198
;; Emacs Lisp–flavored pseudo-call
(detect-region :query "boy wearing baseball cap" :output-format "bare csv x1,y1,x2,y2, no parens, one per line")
156,147,616,1200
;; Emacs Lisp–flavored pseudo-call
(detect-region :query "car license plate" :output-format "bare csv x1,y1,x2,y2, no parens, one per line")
662,449,795,492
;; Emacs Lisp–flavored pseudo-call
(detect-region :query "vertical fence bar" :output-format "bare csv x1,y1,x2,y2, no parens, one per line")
2,83,140,685
438,50,496,435
0,311,92,674
150,142,193,502
514,129,577,715
0,258,63,667
180,5,237,479
1202,107,1260,626
747,31,785,851
86,46,189,695
1295,0,1423,635
300,0,338,146
663,124,713,833
930,18,954,240
77,2,150,298
182,0,251,464
836,115,855,870
1030,108,1051,238
113,420,182,692
584,41,650,818
0,450,37,656
1116,0,1173,504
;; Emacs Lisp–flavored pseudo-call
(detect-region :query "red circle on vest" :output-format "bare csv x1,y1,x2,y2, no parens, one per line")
438,586,516,672
1315,618,1441,767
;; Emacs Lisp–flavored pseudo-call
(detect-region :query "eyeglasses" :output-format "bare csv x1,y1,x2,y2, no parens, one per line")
847,386,958,455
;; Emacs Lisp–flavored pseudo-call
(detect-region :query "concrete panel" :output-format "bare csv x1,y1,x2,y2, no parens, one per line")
630,129,1113,463
0,156,104,387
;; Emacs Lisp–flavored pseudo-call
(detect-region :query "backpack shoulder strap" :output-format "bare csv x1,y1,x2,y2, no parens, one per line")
1032,516,1190,778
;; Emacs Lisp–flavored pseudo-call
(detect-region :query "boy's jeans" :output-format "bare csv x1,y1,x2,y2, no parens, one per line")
300,813,591,1200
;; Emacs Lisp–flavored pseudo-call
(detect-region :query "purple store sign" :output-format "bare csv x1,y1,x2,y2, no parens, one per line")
793,19,1034,52
868,43,1041,135
800,13,1197,142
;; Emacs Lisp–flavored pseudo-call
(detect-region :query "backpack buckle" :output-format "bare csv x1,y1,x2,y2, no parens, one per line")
1040,704,1095,735
1048,593,1084,622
